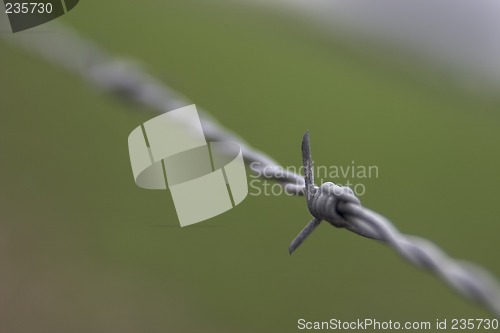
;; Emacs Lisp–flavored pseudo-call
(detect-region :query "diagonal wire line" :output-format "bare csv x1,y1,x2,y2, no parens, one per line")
2,21,500,316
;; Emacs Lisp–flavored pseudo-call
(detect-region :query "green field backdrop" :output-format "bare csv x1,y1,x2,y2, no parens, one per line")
1,1,500,332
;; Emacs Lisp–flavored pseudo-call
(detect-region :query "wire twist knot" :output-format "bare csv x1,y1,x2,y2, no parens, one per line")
288,131,363,254
307,182,360,227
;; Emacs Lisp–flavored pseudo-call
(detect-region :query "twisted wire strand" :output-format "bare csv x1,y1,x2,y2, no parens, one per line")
293,133,500,316
304,183,500,315
2,20,500,316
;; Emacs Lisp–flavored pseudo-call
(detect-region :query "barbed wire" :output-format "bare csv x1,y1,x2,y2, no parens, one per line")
2,20,500,317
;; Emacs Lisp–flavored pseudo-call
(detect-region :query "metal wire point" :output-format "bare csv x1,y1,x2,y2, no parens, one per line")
290,131,362,254
289,131,321,254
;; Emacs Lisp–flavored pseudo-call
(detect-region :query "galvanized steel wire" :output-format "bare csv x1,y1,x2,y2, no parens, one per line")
2,21,500,317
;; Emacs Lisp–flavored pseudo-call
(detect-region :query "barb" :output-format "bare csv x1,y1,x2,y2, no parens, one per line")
291,132,500,316
2,21,500,317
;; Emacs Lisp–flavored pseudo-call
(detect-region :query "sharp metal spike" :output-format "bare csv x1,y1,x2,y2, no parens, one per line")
289,217,322,254
301,131,315,202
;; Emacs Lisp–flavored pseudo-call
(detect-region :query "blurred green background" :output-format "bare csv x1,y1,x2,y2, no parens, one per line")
1,1,500,332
